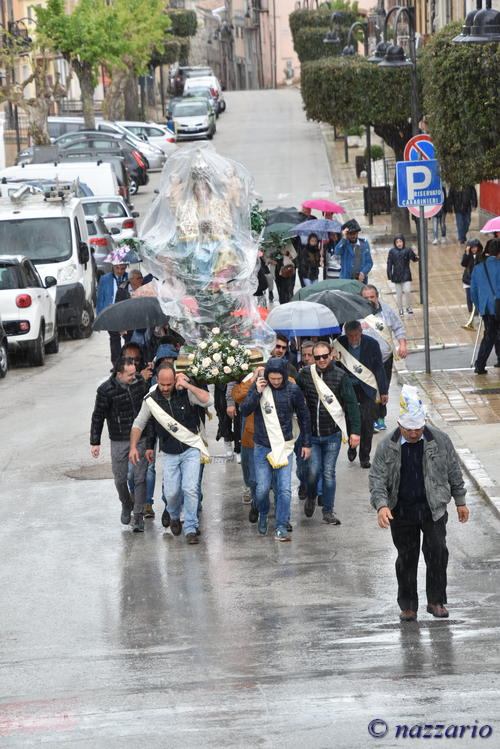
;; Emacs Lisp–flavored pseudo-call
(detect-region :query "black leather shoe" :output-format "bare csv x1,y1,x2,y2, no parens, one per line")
248,503,259,523
360,460,371,469
298,484,307,500
304,496,316,517
474,368,487,374
427,603,449,618
347,447,357,462
170,518,182,536
161,508,170,528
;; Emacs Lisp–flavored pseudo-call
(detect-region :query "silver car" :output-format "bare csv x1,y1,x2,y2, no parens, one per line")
80,196,139,242
96,120,166,170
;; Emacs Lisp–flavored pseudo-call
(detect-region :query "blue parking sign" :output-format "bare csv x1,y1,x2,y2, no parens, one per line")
396,160,442,207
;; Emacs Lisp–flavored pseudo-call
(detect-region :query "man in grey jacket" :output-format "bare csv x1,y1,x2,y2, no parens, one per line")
369,386,469,621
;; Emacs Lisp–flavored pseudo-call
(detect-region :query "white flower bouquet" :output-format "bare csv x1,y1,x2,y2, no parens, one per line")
183,328,253,384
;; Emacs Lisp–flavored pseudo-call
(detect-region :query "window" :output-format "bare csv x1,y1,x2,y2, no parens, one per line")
23,262,41,288
0,264,21,290
0,219,72,264
145,127,165,137
83,201,126,218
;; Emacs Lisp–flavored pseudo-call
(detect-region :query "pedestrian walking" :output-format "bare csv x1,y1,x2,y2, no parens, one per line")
431,187,448,244
461,237,484,327
129,363,213,544
90,358,150,532
447,185,478,245
96,260,129,364
470,239,500,374
297,342,360,525
295,340,315,500
274,245,297,304
369,385,469,621
240,358,311,541
360,284,408,432
386,234,419,315
334,320,388,469
334,219,373,284
298,233,321,287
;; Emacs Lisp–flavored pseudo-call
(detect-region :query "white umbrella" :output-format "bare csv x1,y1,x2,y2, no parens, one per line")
266,301,341,337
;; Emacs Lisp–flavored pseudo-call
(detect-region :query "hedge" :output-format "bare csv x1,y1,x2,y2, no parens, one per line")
167,9,197,38
293,27,347,62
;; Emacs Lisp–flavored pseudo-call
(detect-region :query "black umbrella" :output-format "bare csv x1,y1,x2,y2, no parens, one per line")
93,296,170,332
265,207,307,225
307,289,375,325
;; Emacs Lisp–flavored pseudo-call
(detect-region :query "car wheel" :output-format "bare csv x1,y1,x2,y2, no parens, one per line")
220,101,226,112
129,179,138,195
45,325,59,354
0,341,8,378
72,301,94,339
28,329,46,367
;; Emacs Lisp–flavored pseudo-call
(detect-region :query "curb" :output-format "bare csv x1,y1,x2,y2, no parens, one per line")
394,362,500,520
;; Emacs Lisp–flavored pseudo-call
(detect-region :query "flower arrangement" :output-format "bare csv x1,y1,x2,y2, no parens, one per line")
184,328,252,384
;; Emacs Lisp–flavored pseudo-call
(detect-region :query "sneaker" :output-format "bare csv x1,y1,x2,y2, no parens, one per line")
224,440,233,457
298,483,307,500
304,495,316,518
432,238,438,245
274,527,291,542
143,504,155,519
377,418,387,431
132,513,144,533
236,453,241,464
186,532,199,545
258,514,268,535
399,309,404,316
170,518,182,536
161,508,170,528
440,237,447,244
373,420,382,432
120,499,133,525
406,307,413,315
323,511,341,525
248,503,259,523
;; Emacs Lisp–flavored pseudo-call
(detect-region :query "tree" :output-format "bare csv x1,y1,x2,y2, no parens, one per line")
421,21,500,186
289,2,360,63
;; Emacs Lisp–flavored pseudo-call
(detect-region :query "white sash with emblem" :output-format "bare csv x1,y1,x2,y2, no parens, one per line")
334,341,380,403
310,364,348,443
260,385,295,468
145,386,210,463
363,313,400,361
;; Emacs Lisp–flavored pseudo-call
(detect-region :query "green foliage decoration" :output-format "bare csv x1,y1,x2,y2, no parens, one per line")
167,10,197,38
293,27,346,62
421,21,500,185
290,2,359,63
365,144,384,161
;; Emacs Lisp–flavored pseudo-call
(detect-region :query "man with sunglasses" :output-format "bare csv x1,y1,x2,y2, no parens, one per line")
297,342,360,524
272,333,298,379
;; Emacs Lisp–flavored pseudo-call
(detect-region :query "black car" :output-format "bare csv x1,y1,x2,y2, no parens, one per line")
0,315,8,378
58,141,148,194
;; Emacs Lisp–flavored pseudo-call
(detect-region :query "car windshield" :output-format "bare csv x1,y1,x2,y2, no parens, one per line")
83,201,126,218
0,218,72,264
0,263,21,290
187,89,211,98
173,103,208,117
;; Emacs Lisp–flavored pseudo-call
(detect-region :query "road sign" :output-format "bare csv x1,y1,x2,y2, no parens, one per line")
396,160,442,208
408,203,442,219
404,134,435,162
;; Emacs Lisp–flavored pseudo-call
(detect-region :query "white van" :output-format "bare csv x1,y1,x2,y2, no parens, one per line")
0,185,96,338
0,162,119,198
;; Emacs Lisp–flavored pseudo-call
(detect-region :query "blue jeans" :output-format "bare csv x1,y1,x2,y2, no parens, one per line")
455,211,471,243
162,448,201,536
254,443,292,529
306,432,342,513
127,455,156,504
241,445,256,501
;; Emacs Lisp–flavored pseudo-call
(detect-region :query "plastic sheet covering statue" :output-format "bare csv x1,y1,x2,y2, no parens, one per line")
139,143,274,352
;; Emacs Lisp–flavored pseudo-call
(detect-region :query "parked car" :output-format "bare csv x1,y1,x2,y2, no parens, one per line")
85,216,117,278
115,121,177,156
0,255,58,366
57,142,146,195
171,98,216,141
0,314,8,377
182,87,219,117
183,77,226,113
80,196,138,242
0,162,120,201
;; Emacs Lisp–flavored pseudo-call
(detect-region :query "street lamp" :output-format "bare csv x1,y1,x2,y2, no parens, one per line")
453,1,500,43
322,12,343,45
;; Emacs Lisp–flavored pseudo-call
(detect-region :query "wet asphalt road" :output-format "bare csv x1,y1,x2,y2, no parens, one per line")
1,90,499,747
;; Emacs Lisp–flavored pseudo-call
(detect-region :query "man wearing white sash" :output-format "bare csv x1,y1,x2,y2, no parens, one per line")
361,285,408,432
335,321,388,470
129,362,213,545
297,342,360,525
240,358,311,541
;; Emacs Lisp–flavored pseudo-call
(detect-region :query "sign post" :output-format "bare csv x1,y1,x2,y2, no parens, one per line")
396,156,442,374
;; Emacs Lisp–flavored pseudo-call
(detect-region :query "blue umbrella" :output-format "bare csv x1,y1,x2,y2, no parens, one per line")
290,218,342,239
267,301,341,337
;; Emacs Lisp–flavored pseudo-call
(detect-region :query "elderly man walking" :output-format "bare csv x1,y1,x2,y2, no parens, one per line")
369,386,469,621
360,284,408,431
90,357,150,531
129,362,213,545
240,358,311,541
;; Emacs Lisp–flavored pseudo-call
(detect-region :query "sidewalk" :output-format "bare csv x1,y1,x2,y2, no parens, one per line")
321,124,500,517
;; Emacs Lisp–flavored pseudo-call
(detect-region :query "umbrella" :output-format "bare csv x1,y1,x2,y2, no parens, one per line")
293,278,364,300
266,207,307,225
267,301,341,337
307,289,375,325
302,199,345,214
262,221,296,239
93,296,171,332
290,218,342,239
480,216,500,233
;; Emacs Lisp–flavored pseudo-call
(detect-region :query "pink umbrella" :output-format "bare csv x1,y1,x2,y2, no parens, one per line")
480,216,500,233
302,199,346,214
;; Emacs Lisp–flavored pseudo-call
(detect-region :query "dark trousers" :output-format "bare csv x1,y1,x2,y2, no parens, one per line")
275,274,296,304
354,386,377,462
476,314,500,370
378,356,393,420
109,331,130,365
390,511,448,611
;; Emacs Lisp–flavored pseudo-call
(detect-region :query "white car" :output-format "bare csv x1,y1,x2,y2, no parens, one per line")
0,255,58,366
80,196,139,242
116,121,177,157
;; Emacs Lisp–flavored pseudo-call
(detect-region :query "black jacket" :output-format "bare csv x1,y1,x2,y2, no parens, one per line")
90,375,149,444
337,334,388,401
447,186,478,214
297,362,361,437
387,245,419,283
461,251,484,285
145,386,202,455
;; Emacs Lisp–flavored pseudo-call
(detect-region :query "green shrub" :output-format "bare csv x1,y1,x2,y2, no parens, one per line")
293,27,345,62
347,125,363,137
167,9,197,37
365,144,384,161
